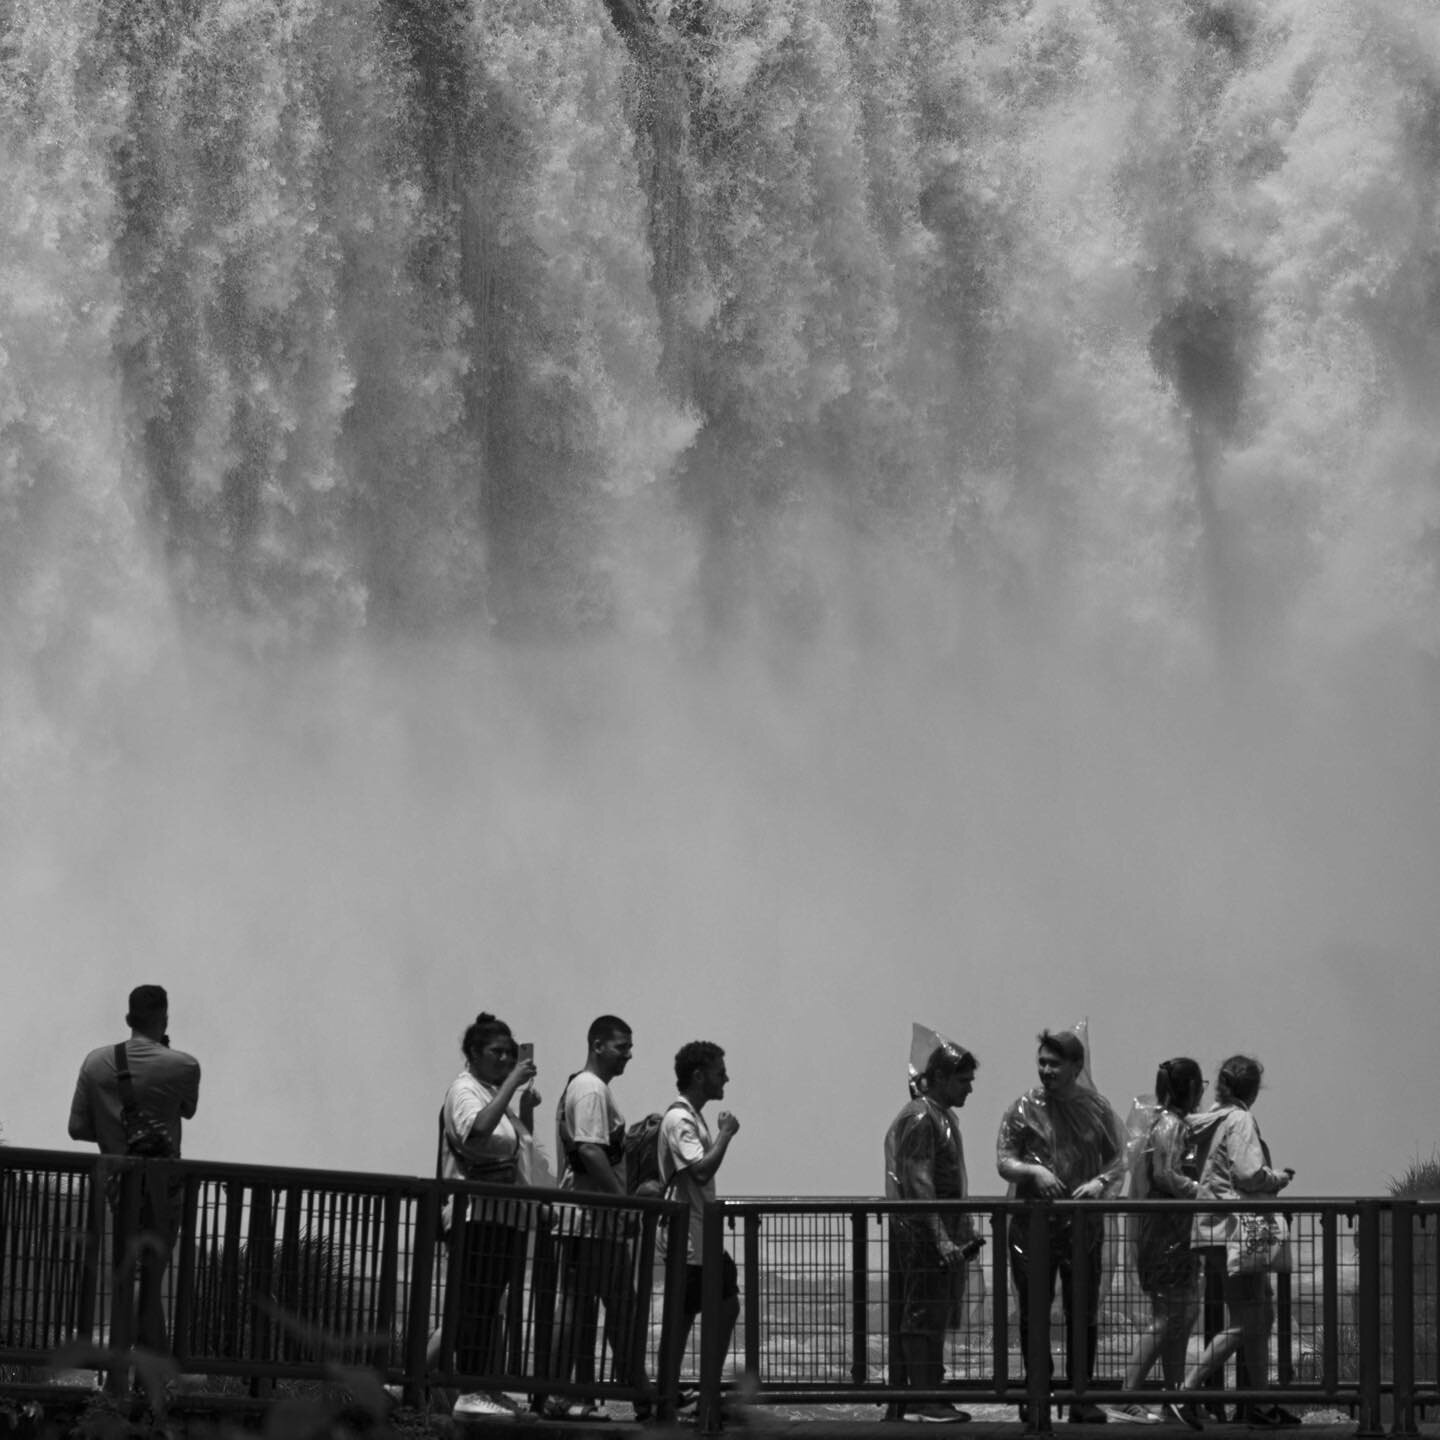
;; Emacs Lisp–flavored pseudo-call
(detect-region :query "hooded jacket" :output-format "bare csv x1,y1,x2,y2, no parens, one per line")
1188,1102,1287,1248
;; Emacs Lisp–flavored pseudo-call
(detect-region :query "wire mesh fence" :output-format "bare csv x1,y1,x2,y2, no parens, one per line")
2,1148,1435,1429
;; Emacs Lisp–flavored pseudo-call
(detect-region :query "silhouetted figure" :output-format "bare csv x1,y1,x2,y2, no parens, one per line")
658,1040,741,1400
438,1011,539,1420
996,1029,1124,1424
68,984,200,1356
885,1042,983,1423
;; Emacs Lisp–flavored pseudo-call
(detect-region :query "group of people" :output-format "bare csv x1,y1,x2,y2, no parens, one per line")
886,1030,1297,1428
66,990,1300,1430
437,1010,741,1422
67,989,741,1424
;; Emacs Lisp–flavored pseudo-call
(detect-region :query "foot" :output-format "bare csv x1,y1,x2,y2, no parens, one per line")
1164,1403,1205,1432
1105,1404,1160,1423
538,1397,592,1420
1070,1403,1109,1423
903,1402,972,1423
1248,1406,1302,1429
452,1393,518,1418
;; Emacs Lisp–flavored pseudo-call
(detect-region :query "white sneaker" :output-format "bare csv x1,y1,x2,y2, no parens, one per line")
452,1393,518,1418
1105,1404,1160,1424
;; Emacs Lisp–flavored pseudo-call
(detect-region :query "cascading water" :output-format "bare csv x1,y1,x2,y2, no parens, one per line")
2,0,1437,1189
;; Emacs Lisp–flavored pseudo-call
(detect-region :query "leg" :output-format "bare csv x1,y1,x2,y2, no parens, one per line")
1159,1283,1201,1391
1229,1274,1274,1409
1059,1223,1104,1421
1009,1237,1060,1383
134,1180,179,1357
453,1221,520,1377
594,1233,645,1388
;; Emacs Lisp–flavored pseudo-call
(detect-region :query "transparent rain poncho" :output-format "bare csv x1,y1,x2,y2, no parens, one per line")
1124,1093,1200,1292
996,1018,1126,1209
885,1023,974,1248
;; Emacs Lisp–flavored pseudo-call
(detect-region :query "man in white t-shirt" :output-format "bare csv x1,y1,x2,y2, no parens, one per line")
542,1015,644,1420
658,1040,741,1368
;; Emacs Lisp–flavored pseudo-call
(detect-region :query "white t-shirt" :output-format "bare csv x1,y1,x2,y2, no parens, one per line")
658,1097,713,1264
442,1070,534,1185
556,1070,626,1193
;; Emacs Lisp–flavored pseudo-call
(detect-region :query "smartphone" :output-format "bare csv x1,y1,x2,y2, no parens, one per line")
518,1042,534,1066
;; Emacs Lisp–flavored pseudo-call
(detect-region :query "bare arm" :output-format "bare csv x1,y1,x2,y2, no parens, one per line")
464,1061,538,1144
67,1073,94,1143
684,1110,739,1185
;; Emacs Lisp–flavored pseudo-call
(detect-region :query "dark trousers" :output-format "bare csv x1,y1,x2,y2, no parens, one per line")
1009,1219,1104,1393
453,1220,528,1377
110,1176,181,1356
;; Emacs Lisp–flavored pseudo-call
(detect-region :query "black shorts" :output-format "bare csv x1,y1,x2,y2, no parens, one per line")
682,1251,738,1319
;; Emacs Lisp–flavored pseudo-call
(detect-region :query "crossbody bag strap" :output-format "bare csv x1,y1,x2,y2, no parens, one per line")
114,1043,138,1110
440,1096,522,1179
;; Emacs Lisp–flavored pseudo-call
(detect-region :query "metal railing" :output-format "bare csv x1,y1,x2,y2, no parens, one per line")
692,1197,1439,1434
0,1148,690,1414
3,1149,1436,1436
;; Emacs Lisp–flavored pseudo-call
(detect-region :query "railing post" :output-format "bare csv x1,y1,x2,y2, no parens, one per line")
992,1207,1010,1394
170,1169,198,1371
404,1182,441,1406
1391,1201,1416,1436
850,1210,868,1385
1357,1199,1384,1438
887,1209,904,1420
105,1158,137,1397
1069,1207,1087,1410
1025,1202,1052,1434
654,1202,689,1422
742,1211,761,1379
1322,1209,1340,1394
698,1200,725,1435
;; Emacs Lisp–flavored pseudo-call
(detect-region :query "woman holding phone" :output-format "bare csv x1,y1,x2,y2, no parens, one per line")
438,1012,539,1419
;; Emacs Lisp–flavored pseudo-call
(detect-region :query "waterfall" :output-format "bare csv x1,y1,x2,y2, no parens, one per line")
2,0,1439,1184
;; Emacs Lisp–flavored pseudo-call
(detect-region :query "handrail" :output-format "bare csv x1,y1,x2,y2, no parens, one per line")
0,1150,1433,1437
693,1194,1433,1435
0,1147,690,1413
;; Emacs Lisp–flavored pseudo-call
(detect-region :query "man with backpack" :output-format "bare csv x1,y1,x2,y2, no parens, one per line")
658,1041,741,1374
542,1015,649,1420
68,984,201,1356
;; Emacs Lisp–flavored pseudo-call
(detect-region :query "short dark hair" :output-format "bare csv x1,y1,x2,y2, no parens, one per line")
126,985,168,1028
588,1014,632,1048
461,1012,513,1061
674,1040,724,1089
1217,1054,1263,1105
1037,1029,1085,1067
1155,1056,1202,1111
924,1044,977,1081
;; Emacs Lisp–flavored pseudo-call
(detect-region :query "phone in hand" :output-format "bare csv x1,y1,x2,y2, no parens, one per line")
518,1042,534,1066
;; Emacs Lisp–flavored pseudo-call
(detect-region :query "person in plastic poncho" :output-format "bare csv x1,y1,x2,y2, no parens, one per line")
1113,1057,1205,1424
996,1030,1126,1424
885,1043,985,1424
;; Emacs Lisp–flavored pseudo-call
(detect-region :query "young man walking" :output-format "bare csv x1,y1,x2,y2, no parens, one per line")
658,1041,741,1365
545,1015,645,1420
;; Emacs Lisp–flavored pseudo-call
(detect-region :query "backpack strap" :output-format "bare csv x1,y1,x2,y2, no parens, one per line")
656,1099,694,1194
114,1042,138,1110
